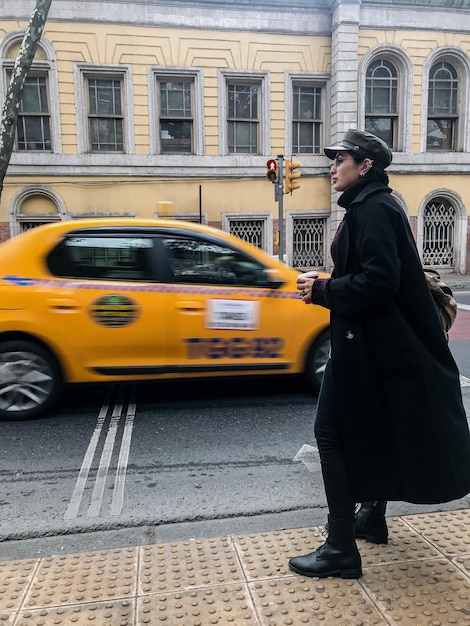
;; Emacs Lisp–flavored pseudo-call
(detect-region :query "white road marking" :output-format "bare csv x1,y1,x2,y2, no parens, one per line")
457,303,470,311
87,388,124,518
64,387,112,520
64,384,137,520
110,388,136,516
460,375,470,387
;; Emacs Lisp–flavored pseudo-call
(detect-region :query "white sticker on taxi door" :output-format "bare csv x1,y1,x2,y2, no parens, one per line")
206,299,260,330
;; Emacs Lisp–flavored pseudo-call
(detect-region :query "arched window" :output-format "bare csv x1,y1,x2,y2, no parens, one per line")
0,32,61,153
426,62,458,151
422,197,456,268
365,59,398,149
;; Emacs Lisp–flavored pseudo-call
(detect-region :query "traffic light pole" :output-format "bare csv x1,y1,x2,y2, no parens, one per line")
276,154,284,262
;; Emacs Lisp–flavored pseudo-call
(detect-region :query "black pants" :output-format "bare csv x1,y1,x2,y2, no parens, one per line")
314,359,356,522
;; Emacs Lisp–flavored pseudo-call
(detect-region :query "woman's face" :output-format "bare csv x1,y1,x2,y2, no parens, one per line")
329,151,363,191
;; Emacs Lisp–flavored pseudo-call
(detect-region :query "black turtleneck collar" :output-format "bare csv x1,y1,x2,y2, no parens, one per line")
337,178,371,210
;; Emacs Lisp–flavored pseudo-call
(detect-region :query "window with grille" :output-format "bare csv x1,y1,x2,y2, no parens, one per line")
227,82,260,154
426,62,458,151
229,219,264,249
365,59,398,149
87,76,124,152
292,217,326,269
158,79,193,154
292,84,322,154
14,74,51,151
422,198,455,268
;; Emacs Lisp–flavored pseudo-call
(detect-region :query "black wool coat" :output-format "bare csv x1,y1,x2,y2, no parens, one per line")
327,181,470,504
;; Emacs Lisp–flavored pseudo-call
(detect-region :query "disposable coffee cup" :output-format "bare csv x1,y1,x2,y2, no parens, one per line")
297,271,318,304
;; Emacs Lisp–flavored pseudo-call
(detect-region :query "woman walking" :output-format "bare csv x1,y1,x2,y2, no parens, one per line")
290,129,470,579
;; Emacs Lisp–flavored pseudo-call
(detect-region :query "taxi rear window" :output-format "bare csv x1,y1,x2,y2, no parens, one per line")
47,236,154,281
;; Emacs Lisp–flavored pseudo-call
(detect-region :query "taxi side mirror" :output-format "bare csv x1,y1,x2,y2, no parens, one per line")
256,268,284,289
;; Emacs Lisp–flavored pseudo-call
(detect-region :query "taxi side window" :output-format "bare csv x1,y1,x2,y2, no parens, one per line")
47,236,153,281
161,236,265,286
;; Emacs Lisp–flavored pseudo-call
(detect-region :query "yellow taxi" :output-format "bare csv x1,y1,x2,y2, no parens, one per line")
0,218,330,419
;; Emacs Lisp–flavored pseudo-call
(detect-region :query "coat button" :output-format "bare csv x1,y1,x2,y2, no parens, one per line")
346,331,354,339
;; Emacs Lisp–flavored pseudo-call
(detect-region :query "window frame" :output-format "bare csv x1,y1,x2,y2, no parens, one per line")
222,212,273,256
149,67,204,156
1,32,61,154
285,73,329,157
358,45,413,154
218,70,270,156
74,63,134,154
421,47,470,153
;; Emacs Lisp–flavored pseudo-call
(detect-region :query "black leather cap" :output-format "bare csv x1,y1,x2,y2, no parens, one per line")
324,129,392,168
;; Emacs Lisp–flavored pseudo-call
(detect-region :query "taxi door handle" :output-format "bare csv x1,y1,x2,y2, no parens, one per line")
175,301,205,311
47,298,80,311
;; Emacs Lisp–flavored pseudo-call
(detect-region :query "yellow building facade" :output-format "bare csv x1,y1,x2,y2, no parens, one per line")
1,0,469,272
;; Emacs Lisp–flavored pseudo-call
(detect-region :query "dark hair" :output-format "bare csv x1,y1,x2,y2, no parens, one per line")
349,151,389,185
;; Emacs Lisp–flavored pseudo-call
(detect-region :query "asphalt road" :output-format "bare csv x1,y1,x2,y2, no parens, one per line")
0,291,469,561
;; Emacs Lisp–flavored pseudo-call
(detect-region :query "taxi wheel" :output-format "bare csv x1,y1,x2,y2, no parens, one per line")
0,340,63,421
304,329,331,393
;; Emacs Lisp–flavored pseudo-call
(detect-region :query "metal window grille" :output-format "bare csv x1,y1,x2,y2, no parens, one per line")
292,217,326,268
19,221,53,232
229,219,264,249
422,198,455,267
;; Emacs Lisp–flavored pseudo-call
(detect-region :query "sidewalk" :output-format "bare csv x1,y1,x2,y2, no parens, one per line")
1,509,469,625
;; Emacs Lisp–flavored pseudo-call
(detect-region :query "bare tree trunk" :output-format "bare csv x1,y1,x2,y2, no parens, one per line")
0,0,52,201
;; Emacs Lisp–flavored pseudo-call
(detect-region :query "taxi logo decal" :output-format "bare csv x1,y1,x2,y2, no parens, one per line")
89,294,140,327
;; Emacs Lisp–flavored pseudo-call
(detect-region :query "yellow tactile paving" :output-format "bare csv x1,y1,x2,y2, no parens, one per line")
0,559,39,613
233,527,324,580
0,510,469,625
23,548,137,609
250,576,384,625
137,584,258,625
360,558,470,624
138,537,244,594
402,509,470,556
15,599,135,625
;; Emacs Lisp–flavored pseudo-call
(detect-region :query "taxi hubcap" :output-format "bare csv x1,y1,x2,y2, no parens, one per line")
0,351,53,412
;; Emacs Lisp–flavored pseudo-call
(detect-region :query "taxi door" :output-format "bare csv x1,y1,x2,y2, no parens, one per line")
155,232,297,378
40,232,168,379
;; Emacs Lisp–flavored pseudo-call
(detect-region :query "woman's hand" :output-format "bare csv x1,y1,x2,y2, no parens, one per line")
297,272,318,304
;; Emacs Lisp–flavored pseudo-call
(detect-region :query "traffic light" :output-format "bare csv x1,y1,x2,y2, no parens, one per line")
285,159,301,193
266,159,278,183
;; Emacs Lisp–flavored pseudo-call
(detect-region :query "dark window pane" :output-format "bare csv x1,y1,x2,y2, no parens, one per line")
364,117,393,147
160,120,192,153
426,119,454,151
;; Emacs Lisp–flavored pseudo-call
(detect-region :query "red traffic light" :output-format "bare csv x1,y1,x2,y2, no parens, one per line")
266,159,278,182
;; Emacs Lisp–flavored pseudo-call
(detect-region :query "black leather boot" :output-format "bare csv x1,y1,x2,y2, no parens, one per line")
355,501,388,544
288,517,362,579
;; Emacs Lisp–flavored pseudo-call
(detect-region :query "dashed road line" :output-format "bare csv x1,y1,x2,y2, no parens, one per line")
460,375,470,387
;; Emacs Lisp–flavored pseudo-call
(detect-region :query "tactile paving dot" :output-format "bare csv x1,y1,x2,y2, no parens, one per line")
358,517,442,567
15,598,134,625
233,527,324,580
0,613,14,624
139,538,243,593
402,509,470,556
0,558,38,612
250,576,384,625
23,548,137,608
137,584,258,625
360,558,470,624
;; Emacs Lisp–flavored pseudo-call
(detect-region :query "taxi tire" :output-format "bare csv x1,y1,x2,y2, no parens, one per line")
0,339,63,421
304,329,331,393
